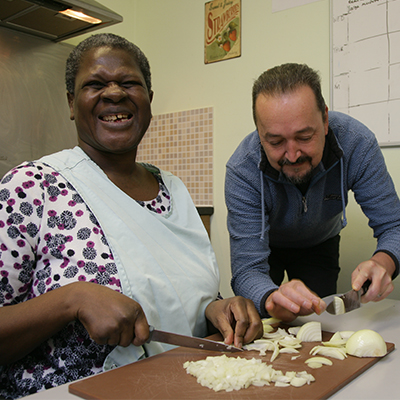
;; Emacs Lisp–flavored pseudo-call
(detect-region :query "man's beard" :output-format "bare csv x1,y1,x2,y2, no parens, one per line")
278,156,314,185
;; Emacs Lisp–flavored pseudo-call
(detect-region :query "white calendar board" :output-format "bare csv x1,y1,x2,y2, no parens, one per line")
331,0,400,146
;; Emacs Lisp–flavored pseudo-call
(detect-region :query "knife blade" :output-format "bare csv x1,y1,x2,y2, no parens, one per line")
147,325,243,352
325,280,371,315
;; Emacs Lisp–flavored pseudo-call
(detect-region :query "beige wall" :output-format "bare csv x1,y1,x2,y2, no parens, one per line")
66,0,400,300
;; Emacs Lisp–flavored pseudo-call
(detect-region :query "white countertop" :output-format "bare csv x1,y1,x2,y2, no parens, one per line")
22,299,399,400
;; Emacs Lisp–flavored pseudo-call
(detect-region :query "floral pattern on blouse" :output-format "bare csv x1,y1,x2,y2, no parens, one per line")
0,161,170,399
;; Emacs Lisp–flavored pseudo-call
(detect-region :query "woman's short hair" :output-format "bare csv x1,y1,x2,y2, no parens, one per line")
65,33,151,95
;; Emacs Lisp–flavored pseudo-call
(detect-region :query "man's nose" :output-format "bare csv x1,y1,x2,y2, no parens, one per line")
284,141,301,163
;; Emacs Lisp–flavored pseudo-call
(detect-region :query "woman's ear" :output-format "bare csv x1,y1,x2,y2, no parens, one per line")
148,90,154,104
67,92,75,121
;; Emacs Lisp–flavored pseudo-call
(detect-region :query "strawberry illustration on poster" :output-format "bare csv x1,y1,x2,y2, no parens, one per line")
204,0,241,64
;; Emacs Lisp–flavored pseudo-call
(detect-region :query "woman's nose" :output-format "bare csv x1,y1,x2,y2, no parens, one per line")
101,83,127,102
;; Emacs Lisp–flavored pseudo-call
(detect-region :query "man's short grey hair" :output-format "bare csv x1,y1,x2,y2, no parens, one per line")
65,33,151,95
252,63,326,125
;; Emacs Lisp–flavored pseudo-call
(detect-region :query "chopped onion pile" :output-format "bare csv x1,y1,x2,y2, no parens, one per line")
258,320,386,363
183,321,388,393
183,355,315,392
246,325,303,361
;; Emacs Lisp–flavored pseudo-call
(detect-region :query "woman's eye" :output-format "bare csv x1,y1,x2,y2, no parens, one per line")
86,81,104,89
121,81,141,88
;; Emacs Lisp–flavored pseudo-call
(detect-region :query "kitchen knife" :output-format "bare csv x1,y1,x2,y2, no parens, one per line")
147,325,243,352
325,280,371,315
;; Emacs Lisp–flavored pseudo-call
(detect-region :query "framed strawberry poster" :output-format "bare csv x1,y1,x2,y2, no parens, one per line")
204,0,241,64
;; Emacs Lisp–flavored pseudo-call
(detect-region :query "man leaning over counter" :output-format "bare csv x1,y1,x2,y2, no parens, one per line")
225,63,400,322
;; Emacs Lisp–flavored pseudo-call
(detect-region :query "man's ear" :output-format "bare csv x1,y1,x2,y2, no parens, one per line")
67,92,75,121
323,105,329,135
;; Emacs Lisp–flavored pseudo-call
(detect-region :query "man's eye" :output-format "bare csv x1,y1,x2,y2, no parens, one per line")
268,140,283,147
298,136,312,142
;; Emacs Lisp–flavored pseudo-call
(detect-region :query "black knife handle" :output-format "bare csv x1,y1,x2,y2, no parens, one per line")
360,279,371,296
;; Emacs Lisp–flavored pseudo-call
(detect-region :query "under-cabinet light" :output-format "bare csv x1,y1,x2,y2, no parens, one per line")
59,9,102,24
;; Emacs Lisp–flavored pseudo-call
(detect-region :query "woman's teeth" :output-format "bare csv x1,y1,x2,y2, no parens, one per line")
102,114,129,122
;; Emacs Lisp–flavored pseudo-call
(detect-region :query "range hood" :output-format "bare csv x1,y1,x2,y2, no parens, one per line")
0,0,123,41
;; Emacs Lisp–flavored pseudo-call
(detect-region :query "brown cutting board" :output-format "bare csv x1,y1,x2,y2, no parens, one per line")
69,330,394,400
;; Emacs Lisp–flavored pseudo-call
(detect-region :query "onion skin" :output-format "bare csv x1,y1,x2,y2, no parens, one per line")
345,329,387,357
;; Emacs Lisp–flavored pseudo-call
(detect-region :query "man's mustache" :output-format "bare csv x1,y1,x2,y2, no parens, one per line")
278,156,312,167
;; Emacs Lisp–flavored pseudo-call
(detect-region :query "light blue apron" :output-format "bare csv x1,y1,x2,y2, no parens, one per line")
40,147,219,369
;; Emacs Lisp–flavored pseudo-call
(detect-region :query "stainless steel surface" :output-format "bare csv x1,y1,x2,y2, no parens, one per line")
148,326,243,352
0,0,122,41
0,27,77,179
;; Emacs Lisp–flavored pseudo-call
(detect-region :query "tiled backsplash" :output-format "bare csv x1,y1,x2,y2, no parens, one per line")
137,107,213,206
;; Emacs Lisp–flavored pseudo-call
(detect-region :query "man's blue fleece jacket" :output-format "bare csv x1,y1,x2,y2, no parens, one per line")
225,111,400,316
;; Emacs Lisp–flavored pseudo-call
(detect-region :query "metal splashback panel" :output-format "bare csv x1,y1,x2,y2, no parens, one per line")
0,26,78,178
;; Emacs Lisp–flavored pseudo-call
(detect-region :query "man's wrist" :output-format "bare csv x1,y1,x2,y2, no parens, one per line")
372,251,397,277
260,289,276,318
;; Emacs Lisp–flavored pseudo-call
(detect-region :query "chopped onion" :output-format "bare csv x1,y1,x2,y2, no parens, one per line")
184,323,388,393
339,330,355,341
310,345,347,360
322,338,347,347
290,376,308,387
296,321,322,342
305,359,329,369
275,381,290,387
278,336,302,348
279,347,300,354
332,296,345,315
263,327,291,340
262,318,281,335
322,340,346,347
270,340,280,362
330,331,342,341
288,326,301,335
306,362,323,369
262,317,281,326
345,329,387,357
305,356,333,366
243,339,275,356
183,355,272,392
183,355,315,392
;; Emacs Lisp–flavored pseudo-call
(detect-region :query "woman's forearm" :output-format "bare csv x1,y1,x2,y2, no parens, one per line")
0,282,80,365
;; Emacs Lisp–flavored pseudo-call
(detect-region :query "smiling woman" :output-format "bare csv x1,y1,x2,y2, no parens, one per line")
0,33,262,399
67,46,155,195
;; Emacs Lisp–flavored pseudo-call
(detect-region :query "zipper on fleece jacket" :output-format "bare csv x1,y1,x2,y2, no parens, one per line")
258,157,347,240
302,196,308,213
